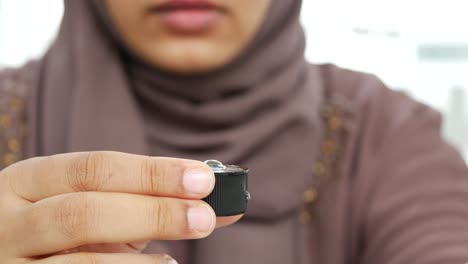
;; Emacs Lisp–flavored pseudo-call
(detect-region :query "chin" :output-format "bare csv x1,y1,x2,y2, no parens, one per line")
159,56,224,74
145,41,238,74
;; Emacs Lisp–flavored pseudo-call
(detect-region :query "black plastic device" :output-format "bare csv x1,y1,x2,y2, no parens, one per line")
202,160,250,216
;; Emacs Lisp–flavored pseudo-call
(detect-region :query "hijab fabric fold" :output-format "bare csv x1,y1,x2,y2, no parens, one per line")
30,0,324,221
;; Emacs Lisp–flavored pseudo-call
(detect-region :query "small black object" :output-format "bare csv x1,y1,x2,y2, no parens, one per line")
203,160,250,216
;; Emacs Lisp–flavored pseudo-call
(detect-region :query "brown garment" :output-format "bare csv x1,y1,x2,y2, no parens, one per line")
2,63,468,264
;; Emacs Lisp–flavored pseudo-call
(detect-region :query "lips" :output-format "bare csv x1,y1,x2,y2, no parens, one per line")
151,0,225,33
155,0,221,12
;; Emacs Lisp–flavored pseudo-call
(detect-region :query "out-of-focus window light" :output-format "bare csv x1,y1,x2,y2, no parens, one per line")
1,0,468,157
300,0,468,157
0,0,63,67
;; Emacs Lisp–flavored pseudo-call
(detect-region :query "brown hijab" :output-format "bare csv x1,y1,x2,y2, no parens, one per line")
28,0,324,220
17,1,468,263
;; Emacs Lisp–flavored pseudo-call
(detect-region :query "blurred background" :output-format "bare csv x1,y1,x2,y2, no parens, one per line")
1,0,467,158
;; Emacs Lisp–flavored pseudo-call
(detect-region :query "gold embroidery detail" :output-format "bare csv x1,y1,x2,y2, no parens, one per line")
8,139,20,153
11,98,25,112
0,115,11,129
3,153,17,167
322,140,337,154
303,188,318,204
329,115,343,130
302,102,350,223
313,162,326,177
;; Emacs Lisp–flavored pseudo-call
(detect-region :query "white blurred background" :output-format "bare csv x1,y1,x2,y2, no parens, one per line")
1,0,467,158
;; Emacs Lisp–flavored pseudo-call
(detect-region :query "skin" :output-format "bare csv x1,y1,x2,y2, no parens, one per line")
104,0,272,74
0,1,272,263
0,152,239,263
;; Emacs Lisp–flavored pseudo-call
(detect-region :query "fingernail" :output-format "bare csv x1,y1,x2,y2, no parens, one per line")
183,169,213,195
187,206,214,233
163,255,178,264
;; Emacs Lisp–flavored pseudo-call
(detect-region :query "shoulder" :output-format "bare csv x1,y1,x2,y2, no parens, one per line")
317,65,468,264
0,61,39,168
316,63,435,118
0,61,38,98
0,61,39,118
315,63,442,152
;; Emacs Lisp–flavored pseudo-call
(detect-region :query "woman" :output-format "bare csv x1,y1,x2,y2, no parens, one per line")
1,0,467,263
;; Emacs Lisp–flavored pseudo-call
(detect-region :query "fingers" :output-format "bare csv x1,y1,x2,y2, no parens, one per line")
31,253,178,264
55,242,150,254
4,151,215,202
13,192,215,256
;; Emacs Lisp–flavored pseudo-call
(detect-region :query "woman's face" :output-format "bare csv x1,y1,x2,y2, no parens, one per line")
104,0,272,74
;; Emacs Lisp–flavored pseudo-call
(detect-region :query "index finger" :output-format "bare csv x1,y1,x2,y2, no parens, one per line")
3,151,215,202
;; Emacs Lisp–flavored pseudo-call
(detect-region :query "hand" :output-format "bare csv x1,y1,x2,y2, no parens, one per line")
0,151,242,263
